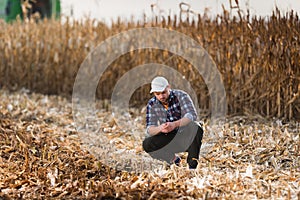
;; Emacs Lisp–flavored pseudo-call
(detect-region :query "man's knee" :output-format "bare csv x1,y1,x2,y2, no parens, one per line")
188,121,203,133
142,138,151,153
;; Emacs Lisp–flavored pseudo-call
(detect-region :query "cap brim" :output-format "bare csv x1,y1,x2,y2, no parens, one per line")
150,87,166,93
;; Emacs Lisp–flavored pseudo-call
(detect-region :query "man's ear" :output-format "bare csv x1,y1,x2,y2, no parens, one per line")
167,84,171,89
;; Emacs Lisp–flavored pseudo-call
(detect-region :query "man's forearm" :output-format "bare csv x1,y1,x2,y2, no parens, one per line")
147,126,162,136
174,117,191,127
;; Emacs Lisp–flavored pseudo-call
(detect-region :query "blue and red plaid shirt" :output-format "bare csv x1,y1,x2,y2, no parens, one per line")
146,89,197,136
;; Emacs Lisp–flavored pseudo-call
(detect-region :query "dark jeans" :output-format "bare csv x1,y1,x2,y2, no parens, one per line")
142,121,203,168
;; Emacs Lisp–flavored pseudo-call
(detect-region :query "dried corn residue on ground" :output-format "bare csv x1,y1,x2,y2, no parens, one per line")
0,89,299,199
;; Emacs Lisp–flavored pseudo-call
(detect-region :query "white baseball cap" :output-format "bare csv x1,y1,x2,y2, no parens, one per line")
150,76,169,93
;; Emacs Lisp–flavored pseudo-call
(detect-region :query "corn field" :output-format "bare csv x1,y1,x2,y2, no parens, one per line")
0,10,299,121
0,7,300,199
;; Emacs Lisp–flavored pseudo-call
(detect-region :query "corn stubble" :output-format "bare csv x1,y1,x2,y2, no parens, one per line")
0,88,299,199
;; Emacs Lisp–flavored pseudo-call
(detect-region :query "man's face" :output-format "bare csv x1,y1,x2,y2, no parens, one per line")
153,86,170,104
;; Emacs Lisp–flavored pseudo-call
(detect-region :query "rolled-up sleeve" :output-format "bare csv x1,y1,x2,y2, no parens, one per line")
183,113,194,121
145,126,152,138
180,92,197,121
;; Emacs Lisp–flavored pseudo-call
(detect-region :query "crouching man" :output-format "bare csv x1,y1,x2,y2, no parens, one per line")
142,76,203,169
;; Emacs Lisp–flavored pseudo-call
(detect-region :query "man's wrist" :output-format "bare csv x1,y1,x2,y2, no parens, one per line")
174,120,180,128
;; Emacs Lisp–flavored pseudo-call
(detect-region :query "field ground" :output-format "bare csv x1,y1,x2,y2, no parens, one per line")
0,89,299,199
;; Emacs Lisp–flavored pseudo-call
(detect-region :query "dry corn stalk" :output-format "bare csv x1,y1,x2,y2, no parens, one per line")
0,9,299,121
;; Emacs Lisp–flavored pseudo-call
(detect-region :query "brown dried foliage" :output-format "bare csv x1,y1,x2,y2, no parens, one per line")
0,89,299,199
0,10,299,121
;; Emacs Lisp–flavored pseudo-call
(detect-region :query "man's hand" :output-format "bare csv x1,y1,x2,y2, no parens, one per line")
148,118,191,136
161,122,177,133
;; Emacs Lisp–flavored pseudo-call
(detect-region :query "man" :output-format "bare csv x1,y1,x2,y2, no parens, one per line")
142,76,203,169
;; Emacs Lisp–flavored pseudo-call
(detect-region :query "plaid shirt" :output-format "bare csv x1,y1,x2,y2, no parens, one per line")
146,89,197,134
